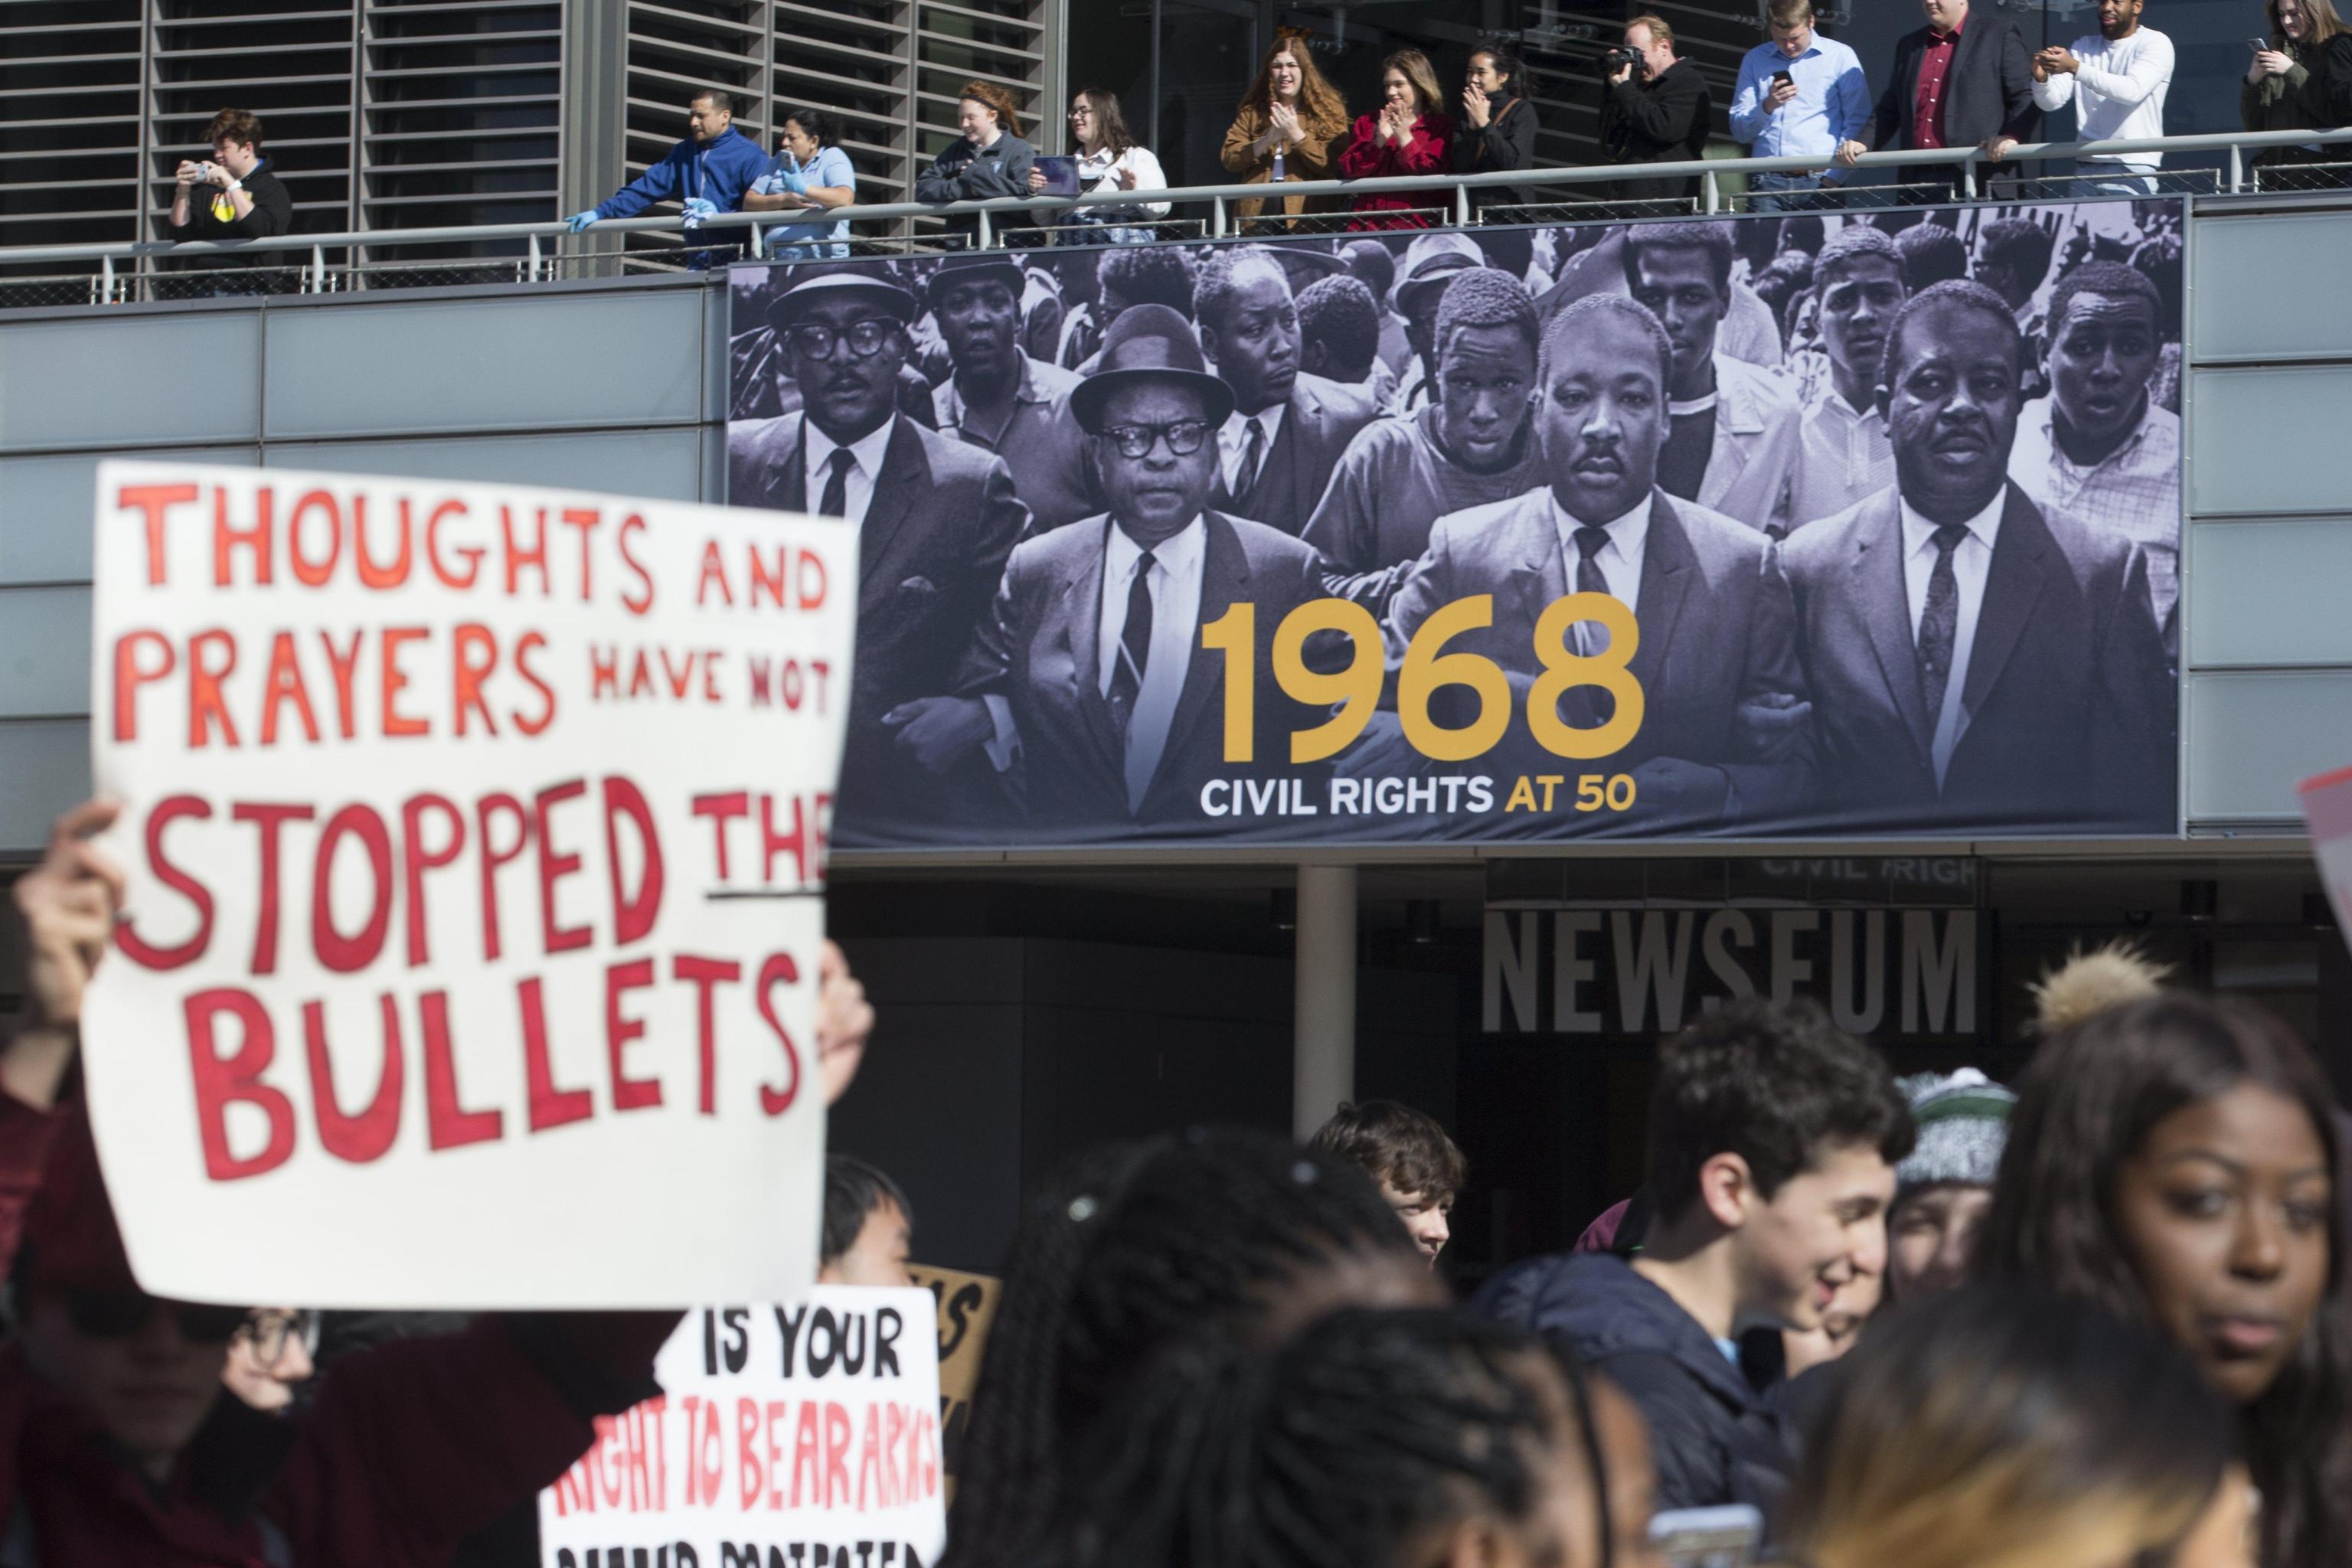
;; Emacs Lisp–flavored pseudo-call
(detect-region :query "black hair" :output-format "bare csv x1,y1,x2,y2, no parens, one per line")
1341,240,1397,305
1975,216,2056,291
1893,223,1968,292
1621,220,1735,299
1470,41,1527,93
1053,1309,1612,1568
1098,244,1199,319
1645,999,1914,1223
2129,233,2184,332
941,1129,1422,1568
1540,292,1672,387
2044,258,2165,338
1880,279,2024,392
694,87,736,115
1783,1284,2236,1567
782,106,837,145
821,1154,912,1266
1752,252,1814,342
1295,274,1383,382
1194,244,1288,332
1975,993,2352,1568
1432,266,1538,357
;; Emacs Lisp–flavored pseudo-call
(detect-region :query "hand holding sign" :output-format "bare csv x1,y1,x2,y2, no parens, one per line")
2,801,127,1112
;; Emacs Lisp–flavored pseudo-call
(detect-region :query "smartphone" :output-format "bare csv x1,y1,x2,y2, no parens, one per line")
1772,68,1795,87
2249,35,2271,50
1649,1505,1763,1568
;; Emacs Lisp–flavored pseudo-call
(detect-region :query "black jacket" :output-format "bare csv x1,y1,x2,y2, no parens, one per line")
1473,1253,1795,1520
2240,34,2352,163
916,133,1038,243
1453,88,1540,212
164,162,293,265
1601,59,1712,201
1866,14,2037,152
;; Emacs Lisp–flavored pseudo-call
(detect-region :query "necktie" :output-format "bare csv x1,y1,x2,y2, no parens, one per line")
1916,522,1970,735
1108,550,1155,742
816,448,854,519
1573,526,1616,723
1233,417,1266,504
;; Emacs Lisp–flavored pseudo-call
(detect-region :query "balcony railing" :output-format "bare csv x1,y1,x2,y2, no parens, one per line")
3,126,2349,305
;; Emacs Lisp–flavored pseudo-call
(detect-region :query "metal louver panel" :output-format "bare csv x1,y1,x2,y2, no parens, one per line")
0,1,146,262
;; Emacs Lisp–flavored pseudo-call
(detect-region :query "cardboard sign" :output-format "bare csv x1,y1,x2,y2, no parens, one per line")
539,1291,946,1568
906,1265,1000,1489
81,462,855,1308
2301,765,2352,942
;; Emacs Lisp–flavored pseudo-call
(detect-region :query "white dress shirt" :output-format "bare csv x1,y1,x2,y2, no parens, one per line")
2008,397,2181,628
2032,28,2174,171
1549,492,1650,657
1900,491,2006,786
1075,144,1173,217
1099,518,1208,812
799,413,898,526
1218,404,1288,496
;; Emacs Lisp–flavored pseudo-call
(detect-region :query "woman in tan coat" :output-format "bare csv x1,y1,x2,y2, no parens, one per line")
1220,28,1350,220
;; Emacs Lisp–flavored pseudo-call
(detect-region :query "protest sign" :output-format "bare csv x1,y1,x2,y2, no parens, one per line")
81,462,855,1308
2301,765,2352,942
906,1265,1000,1490
539,1289,946,1568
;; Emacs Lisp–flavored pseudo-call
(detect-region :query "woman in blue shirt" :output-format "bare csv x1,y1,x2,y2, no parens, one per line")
747,108,858,259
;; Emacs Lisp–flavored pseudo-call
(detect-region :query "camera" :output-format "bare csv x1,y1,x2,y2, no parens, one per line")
1602,43,1645,77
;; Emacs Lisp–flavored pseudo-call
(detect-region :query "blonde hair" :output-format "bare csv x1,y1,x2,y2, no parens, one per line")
1625,13,1676,49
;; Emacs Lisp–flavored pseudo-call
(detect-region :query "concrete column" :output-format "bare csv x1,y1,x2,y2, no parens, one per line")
1292,864,1358,1140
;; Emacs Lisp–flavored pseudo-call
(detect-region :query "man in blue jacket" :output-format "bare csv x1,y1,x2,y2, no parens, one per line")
567,88,768,266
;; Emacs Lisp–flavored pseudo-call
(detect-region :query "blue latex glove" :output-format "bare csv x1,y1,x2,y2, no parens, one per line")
566,208,599,234
681,197,720,230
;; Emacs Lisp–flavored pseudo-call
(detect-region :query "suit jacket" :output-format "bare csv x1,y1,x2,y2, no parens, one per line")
1779,482,2173,835
1697,354,1802,534
955,511,1330,838
727,414,1031,842
1866,15,2037,152
1222,374,1382,536
1384,487,1813,829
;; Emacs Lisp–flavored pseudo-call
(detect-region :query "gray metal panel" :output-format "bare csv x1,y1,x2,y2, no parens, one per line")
2186,517,2352,668
2188,364,2352,515
2185,669,2352,822
0,312,263,453
260,288,705,439
0,720,92,859
0,585,91,719
0,447,259,585
263,428,704,499
2192,213,2352,362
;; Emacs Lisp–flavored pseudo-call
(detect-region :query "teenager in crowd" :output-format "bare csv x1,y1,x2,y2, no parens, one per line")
1883,1070,2015,1303
1309,1100,1469,1269
939,1129,1440,1568
1780,1285,2256,1568
916,80,1037,246
1030,88,1169,246
1050,1309,1661,1568
1476,1000,1913,1517
1221,29,1351,222
1338,48,1455,230
1977,991,2352,1568
1454,44,1540,214
818,1154,916,1288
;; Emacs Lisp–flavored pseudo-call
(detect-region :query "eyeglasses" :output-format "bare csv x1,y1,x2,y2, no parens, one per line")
67,1289,248,1344
1070,106,1095,118
1099,419,1210,458
237,1308,322,1366
785,318,898,360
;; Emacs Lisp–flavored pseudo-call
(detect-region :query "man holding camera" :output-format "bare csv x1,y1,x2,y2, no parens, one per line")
165,109,293,273
1602,15,1713,204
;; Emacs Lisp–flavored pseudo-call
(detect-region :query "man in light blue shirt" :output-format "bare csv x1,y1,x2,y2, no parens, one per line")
746,106,857,259
1730,0,1870,212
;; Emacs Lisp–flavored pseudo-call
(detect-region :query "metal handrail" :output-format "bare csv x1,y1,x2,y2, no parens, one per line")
5,126,2350,273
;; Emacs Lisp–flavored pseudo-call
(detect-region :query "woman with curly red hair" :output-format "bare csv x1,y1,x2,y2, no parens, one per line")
917,79,1037,246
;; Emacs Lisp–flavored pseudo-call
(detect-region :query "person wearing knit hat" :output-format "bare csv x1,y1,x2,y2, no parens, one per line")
1885,1067,2017,1303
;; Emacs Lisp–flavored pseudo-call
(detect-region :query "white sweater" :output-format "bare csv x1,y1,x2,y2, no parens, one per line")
2033,28,2174,170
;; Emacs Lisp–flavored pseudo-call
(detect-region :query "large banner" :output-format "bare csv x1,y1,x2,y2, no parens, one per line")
84,463,854,1308
728,199,2184,849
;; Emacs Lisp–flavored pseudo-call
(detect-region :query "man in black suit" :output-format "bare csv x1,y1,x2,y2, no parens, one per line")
1381,294,1815,832
885,305,1331,838
1194,244,1380,536
728,269,1031,844
1835,0,2037,198
1779,281,2173,835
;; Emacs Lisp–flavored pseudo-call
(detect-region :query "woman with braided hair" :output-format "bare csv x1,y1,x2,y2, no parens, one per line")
938,1129,1442,1568
1047,1309,1659,1568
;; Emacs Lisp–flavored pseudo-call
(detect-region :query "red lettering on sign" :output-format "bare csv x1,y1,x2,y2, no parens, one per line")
120,482,198,586
421,989,501,1149
303,994,403,1163
117,795,214,970
187,988,295,1181
756,952,802,1116
232,802,314,974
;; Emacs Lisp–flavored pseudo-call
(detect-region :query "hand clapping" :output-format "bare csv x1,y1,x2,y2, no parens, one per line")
1462,83,1491,127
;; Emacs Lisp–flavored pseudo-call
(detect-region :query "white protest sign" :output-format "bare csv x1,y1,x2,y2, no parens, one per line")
83,461,854,1308
2302,764,2352,942
539,1290,946,1568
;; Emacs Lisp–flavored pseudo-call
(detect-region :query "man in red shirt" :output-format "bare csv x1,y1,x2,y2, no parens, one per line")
0,799,877,1568
1837,0,2037,198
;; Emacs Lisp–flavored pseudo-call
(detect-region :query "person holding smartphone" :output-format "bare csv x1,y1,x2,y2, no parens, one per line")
2241,0,2352,183
1730,0,1870,212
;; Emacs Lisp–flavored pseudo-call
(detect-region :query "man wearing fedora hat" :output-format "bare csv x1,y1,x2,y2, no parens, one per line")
885,304,1331,835
729,266,1030,844
926,253,1098,534
1192,246,1378,537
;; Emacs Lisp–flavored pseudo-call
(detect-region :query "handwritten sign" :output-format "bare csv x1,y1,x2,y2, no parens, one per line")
539,1290,946,1568
81,462,855,1308
906,1265,999,1492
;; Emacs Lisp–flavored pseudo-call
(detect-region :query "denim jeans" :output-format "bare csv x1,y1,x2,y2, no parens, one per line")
1746,171,1835,212
2080,166,2158,198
